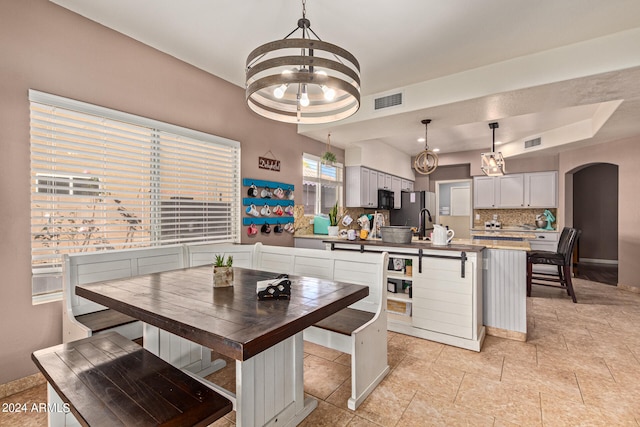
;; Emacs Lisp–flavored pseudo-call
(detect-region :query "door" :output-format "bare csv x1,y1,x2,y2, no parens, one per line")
437,180,472,239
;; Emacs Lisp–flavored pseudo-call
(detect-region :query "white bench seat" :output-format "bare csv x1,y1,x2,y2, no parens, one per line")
254,243,390,410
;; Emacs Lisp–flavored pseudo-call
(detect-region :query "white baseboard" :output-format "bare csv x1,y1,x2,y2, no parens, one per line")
580,258,618,265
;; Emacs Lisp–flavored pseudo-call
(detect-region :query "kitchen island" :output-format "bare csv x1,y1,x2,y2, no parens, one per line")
324,236,531,348
324,238,486,351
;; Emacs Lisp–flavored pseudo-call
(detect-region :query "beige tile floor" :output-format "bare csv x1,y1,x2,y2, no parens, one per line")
2,277,640,426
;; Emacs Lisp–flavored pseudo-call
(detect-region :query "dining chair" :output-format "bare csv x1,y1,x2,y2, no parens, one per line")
526,227,581,303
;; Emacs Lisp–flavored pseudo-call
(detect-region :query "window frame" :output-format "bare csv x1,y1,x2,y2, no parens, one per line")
29,90,241,302
302,153,344,216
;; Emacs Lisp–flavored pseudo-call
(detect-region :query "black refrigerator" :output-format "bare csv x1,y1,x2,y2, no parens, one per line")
389,191,436,231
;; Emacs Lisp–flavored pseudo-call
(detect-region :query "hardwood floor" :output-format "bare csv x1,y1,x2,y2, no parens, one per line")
576,261,618,286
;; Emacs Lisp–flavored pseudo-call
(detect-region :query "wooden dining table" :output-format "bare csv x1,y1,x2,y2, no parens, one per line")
76,265,369,427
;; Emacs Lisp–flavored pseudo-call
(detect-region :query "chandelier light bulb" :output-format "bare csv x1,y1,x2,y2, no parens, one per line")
322,85,336,101
299,85,310,107
274,84,288,99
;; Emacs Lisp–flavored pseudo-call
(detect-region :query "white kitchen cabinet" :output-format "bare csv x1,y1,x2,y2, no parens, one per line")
401,179,414,192
525,171,557,208
377,173,392,190
329,242,484,351
347,166,410,208
496,174,525,207
473,176,496,208
412,256,475,339
369,170,378,208
392,176,402,209
474,171,557,209
346,166,368,207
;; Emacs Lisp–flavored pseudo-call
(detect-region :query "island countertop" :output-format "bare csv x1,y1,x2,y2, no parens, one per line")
321,236,530,251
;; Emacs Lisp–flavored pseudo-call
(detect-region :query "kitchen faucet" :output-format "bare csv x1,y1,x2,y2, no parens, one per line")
418,208,433,240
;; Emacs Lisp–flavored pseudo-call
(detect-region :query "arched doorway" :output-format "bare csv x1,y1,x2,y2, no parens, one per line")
571,163,619,285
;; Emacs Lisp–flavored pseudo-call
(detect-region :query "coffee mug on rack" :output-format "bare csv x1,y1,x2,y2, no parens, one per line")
273,205,284,216
247,184,258,197
246,204,260,217
261,223,271,233
273,187,285,199
260,204,271,216
274,223,284,233
261,187,273,198
247,224,258,236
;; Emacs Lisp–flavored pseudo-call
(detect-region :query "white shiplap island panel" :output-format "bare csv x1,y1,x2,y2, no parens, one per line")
483,249,527,338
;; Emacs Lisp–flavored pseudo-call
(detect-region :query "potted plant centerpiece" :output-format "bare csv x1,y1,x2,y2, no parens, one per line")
213,254,234,287
328,201,340,237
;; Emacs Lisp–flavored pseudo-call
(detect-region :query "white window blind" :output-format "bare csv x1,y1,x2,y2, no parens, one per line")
29,90,241,297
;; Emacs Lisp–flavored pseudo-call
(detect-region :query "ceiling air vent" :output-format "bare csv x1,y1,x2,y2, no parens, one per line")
524,137,542,149
374,92,402,110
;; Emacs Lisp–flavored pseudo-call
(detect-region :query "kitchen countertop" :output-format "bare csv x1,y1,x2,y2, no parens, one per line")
298,233,530,251
470,230,537,239
323,237,484,252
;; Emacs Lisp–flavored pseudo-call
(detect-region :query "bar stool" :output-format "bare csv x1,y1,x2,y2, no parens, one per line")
526,227,581,303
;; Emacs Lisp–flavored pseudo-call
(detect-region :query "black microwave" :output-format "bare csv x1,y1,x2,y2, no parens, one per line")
377,189,394,210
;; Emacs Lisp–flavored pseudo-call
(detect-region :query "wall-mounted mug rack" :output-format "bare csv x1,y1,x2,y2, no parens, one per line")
242,178,294,191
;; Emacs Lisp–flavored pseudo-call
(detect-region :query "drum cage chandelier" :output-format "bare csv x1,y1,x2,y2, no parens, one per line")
245,0,361,124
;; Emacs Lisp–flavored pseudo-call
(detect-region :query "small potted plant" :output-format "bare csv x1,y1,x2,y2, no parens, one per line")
213,254,234,287
327,201,340,237
405,259,413,277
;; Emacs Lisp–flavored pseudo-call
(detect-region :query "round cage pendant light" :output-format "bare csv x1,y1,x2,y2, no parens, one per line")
245,0,361,124
414,119,439,175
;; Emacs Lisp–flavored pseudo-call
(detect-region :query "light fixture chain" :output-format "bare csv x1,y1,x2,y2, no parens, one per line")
302,0,306,19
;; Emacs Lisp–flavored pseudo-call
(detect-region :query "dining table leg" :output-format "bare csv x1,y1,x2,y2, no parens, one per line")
142,324,226,376
235,332,317,427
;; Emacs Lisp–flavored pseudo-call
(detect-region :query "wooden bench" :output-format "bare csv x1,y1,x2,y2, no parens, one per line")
32,332,232,427
253,243,390,410
62,244,186,343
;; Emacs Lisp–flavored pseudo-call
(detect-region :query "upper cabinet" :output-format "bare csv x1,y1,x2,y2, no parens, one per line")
496,174,525,208
345,166,378,208
473,176,497,208
391,176,402,209
524,171,557,208
346,166,412,208
474,171,557,209
377,172,392,190
401,179,414,192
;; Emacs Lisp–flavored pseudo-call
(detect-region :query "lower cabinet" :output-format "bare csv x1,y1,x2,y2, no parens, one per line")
385,249,484,352
411,257,474,339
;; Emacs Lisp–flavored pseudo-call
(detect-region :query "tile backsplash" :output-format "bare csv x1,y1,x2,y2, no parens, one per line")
294,205,390,235
473,208,558,229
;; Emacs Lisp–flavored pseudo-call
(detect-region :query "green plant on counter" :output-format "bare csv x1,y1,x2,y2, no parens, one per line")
328,201,340,226
214,254,233,267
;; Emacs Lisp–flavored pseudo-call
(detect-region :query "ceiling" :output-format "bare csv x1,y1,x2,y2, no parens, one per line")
50,0,640,159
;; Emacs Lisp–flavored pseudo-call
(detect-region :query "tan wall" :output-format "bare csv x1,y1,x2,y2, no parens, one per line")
559,136,640,289
0,0,342,384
